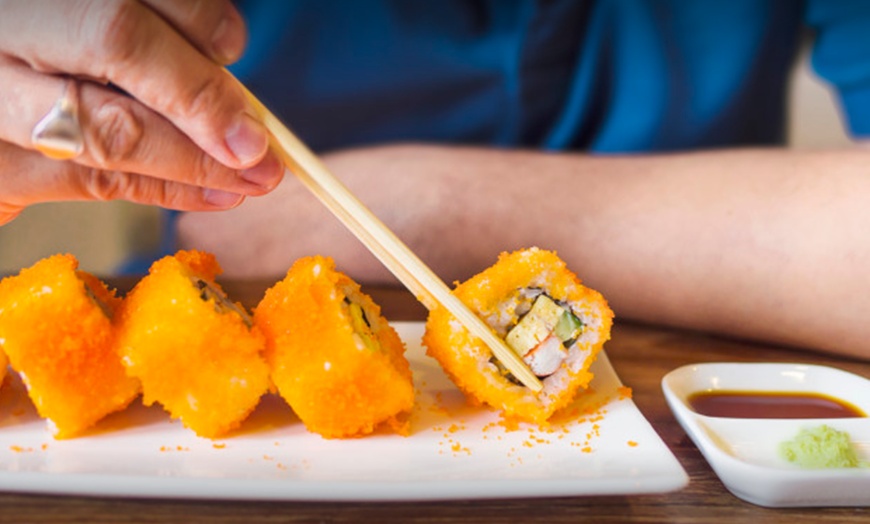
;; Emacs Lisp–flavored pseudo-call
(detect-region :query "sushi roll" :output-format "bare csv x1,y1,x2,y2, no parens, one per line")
116,250,270,438
423,247,613,423
254,256,414,439
0,254,140,438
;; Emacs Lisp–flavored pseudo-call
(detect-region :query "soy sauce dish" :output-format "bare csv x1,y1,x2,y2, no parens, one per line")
661,362,870,507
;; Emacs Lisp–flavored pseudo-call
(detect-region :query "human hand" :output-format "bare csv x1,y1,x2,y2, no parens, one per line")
0,0,284,225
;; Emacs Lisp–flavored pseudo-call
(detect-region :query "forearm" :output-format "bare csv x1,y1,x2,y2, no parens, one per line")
177,144,870,358
553,147,870,358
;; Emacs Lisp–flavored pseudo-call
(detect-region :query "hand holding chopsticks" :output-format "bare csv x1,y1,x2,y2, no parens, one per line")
231,74,543,393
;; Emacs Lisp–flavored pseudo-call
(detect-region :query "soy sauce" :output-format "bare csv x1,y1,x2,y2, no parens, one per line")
687,390,865,419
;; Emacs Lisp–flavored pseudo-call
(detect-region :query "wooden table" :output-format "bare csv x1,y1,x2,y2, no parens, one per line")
1,280,868,523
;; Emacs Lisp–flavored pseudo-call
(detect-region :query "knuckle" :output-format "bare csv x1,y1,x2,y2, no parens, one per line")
141,179,177,208
159,182,194,209
175,73,229,122
87,0,147,65
175,0,221,30
80,168,129,201
190,149,228,188
79,169,187,209
86,98,145,166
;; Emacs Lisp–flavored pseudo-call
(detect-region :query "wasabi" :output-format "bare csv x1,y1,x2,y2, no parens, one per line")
779,425,865,469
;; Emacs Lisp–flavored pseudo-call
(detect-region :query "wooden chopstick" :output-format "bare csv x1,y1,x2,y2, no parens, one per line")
232,75,543,393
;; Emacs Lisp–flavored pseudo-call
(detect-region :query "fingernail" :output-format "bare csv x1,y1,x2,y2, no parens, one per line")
225,112,268,166
203,189,244,208
212,9,245,63
241,148,283,190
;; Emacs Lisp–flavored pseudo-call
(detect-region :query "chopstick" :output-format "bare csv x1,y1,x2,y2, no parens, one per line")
232,75,543,393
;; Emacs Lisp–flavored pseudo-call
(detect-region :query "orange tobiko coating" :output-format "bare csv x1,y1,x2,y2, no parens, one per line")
116,250,269,438
255,256,414,438
0,254,140,438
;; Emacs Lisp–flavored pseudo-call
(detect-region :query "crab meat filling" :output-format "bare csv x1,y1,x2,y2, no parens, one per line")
505,294,584,378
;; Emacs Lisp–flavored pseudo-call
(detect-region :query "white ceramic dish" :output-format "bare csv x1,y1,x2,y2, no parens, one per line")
0,322,687,501
662,362,870,507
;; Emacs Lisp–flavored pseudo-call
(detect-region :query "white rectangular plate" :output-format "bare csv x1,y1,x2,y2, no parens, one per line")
0,322,687,501
663,362,870,507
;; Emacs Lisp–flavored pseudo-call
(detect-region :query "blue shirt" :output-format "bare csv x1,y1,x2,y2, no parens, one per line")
126,0,870,273
233,0,870,154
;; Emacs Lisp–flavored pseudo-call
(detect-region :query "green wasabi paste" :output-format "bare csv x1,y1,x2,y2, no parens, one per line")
779,425,865,469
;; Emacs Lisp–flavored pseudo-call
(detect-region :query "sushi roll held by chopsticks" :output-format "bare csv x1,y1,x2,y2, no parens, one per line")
254,256,415,439
423,247,613,424
0,254,141,438
116,250,270,438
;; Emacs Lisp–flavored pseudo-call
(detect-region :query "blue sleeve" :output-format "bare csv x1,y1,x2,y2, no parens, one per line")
114,210,179,275
805,0,870,138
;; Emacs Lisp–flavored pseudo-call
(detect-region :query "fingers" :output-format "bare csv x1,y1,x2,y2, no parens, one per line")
139,0,247,64
0,57,284,196
0,0,266,169
0,139,249,225
0,0,287,224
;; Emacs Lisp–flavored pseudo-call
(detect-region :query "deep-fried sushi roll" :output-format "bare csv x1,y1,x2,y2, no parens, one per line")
423,247,613,424
254,256,414,439
0,254,140,438
116,250,270,438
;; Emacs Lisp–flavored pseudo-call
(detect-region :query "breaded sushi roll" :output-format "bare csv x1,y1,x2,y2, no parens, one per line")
0,254,140,438
423,247,613,423
116,250,270,438
254,256,414,439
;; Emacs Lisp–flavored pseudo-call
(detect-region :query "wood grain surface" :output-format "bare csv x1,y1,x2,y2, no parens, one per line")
0,279,867,523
